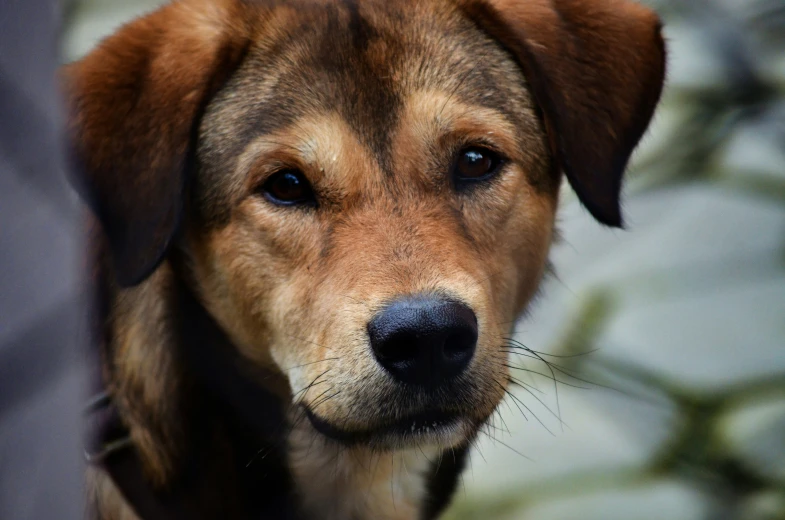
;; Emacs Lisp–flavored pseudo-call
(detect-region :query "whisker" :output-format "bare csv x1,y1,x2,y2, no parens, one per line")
416,443,434,467
293,369,331,403
507,377,566,430
494,378,527,421
514,349,617,392
246,446,273,467
484,417,501,446
498,391,520,423
282,333,338,353
400,451,411,482
502,340,563,424
504,337,599,359
433,447,444,476
310,390,342,412
472,439,488,464
493,407,512,437
504,386,554,436
283,357,340,371
489,436,534,462
306,386,334,408
500,358,590,390
390,453,397,511
501,364,545,393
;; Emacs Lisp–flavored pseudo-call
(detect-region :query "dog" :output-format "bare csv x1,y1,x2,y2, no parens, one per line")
62,0,666,518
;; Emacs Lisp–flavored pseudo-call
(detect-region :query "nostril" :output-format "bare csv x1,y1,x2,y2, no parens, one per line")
375,332,420,366
443,330,476,363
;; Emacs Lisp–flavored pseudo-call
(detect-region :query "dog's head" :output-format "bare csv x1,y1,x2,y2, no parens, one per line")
65,0,664,450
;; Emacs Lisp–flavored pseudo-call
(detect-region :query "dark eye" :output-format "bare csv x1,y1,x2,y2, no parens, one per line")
453,147,504,183
261,170,315,206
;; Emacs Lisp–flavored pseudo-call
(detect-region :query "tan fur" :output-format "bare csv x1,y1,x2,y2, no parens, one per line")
288,410,441,520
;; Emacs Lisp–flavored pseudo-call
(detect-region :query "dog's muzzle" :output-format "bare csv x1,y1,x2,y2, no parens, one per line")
303,294,482,447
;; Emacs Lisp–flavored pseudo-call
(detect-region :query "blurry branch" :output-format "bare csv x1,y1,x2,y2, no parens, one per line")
444,467,651,520
548,290,785,520
629,0,785,203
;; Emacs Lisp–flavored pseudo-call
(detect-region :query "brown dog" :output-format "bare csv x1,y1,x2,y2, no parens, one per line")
63,0,665,518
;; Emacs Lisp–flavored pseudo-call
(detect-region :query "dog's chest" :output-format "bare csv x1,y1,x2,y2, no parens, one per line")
287,420,438,520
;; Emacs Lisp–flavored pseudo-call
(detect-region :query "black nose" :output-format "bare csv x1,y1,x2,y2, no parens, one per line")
367,296,478,387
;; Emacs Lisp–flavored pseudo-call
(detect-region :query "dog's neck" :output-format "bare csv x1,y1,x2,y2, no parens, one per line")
94,258,465,520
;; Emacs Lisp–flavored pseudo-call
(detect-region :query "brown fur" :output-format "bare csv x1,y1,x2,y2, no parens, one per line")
63,0,665,518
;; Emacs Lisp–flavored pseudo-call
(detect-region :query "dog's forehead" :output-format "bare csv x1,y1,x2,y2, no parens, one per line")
197,0,539,219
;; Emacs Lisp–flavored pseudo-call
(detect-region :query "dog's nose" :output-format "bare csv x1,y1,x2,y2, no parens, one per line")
368,296,478,387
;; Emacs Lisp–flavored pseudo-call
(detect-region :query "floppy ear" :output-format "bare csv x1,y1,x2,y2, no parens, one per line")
62,0,252,286
460,0,666,226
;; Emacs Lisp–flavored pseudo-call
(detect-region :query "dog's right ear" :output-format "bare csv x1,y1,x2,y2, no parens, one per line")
459,0,666,227
62,0,252,287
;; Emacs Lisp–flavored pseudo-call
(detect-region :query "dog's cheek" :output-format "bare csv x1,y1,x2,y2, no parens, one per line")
488,178,558,320
275,284,387,422
265,281,328,379
183,219,291,367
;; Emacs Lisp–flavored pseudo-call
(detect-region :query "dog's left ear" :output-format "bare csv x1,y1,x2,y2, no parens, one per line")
62,0,252,286
460,0,666,226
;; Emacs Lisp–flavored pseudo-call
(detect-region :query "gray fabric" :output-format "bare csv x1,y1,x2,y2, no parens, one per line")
0,1,87,518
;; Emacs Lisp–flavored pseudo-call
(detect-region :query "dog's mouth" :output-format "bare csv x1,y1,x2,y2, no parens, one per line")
303,407,473,448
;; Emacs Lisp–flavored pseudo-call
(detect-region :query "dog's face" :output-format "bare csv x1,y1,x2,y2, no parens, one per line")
65,0,665,451
188,0,557,448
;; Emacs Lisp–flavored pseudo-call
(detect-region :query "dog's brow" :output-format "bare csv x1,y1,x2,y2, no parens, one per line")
235,112,383,198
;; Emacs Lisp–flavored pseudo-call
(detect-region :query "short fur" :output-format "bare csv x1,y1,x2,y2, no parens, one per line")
62,0,665,518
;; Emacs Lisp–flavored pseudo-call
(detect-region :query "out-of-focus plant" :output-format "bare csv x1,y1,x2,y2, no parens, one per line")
632,0,785,201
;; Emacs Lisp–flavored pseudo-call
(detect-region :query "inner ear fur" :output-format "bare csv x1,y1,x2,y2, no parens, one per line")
460,0,666,227
62,0,253,287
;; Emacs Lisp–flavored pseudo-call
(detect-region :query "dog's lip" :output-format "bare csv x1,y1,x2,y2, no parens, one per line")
303,407,462,446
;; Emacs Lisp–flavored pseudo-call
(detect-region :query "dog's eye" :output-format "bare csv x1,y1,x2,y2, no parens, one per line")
453,147,504,183
261,170,315,206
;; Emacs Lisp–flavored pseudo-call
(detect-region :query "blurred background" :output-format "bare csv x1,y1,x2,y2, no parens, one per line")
61,0,785,519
